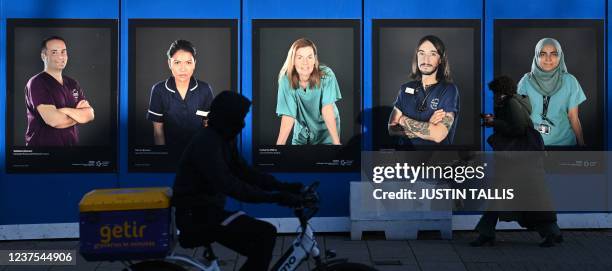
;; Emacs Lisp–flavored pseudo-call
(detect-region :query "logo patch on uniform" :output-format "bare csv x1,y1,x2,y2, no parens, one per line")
430,98,439,110
72,89,79,101
404,87,415,94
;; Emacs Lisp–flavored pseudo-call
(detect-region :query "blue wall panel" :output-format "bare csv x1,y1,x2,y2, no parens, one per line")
243,0,361,20
0,0,609,227
484,0,606,149
241,0,362,218
118,0,242,213
608,0,611,151
241,0,361,161
124,0,239,19
363,0,483,150
607,0,611,211
486,0,607,214
366,0,482,19
3,0,118,18
117,0,240,191
0,0,119,225
0,0,242,225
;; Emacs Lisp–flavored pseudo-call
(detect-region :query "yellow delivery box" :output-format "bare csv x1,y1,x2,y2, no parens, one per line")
79,187,173,261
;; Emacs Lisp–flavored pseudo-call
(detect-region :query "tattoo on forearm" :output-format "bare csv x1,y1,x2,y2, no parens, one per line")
404,130,417,138
400,116,430,136
441,115,455,131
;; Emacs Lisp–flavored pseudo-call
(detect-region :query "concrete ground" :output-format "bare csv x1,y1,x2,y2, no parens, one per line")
1,230,612,270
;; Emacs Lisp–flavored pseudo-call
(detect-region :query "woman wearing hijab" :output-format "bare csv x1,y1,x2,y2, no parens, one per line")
517,38,586,146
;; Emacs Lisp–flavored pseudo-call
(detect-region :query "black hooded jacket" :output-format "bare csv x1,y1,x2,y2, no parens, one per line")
172,91,284,213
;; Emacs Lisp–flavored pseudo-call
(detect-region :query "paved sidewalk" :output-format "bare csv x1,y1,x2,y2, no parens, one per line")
1,230,612,270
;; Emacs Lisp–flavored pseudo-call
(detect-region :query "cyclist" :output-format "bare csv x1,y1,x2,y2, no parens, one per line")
172,91,304,271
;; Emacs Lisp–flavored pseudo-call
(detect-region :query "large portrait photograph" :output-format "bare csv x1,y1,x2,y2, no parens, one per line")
6,19,118,173
372,19,481,151
252,19,361,172
127,19,237,172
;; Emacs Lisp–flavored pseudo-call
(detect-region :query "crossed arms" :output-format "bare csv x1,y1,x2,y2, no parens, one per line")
37,100,94,129
388,107,455,143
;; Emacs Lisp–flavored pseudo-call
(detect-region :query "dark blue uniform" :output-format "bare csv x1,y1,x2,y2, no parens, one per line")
147,77,214,147
393,80,460,146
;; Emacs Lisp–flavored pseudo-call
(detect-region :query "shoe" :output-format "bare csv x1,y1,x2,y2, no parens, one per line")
470,235,495,247
539,233,563,247
540,235,559,247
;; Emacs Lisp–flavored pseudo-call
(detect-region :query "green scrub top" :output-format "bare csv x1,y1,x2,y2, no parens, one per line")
276,66,342,145
518,73,586,146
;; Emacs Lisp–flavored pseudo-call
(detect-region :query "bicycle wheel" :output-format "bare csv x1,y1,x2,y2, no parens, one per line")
314,262,379,271
127,260,187,271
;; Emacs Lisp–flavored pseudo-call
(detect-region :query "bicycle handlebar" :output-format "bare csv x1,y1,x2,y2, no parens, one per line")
295,181,320,225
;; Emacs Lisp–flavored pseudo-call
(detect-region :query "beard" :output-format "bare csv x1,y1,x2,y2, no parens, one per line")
419,65,438,76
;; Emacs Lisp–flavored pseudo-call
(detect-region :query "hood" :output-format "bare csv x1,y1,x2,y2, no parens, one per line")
208,91,251,140
513,94,532,115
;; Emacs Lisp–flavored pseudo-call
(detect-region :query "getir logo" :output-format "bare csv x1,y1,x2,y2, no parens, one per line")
99,221,147,244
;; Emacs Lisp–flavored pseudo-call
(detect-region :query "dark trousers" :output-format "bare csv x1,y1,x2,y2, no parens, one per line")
476,211,560,238
176,210,277,271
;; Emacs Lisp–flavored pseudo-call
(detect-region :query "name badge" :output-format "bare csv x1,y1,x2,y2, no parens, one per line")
404,87,415,95
196,110,209,117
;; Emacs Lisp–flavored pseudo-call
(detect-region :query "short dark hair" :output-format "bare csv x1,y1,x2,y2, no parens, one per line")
41,36,66,52
488,75,517,96
411,35,452,83
167,39,196,59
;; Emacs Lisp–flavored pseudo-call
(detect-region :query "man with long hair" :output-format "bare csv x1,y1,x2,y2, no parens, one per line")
388,35,459,146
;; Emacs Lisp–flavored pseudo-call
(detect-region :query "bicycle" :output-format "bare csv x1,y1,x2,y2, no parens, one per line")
124,182,378,271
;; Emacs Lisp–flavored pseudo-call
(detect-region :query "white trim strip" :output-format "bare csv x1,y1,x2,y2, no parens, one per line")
148,110,163,116
3,214,612,240
221,211,245,226
0,223,78,240
164,79,176,93
189,80,199,91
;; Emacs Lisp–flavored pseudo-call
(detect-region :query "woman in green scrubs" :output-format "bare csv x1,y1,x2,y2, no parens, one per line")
275,38,342,145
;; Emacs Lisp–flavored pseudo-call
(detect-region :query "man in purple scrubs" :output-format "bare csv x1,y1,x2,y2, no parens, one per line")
24,36,95,147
